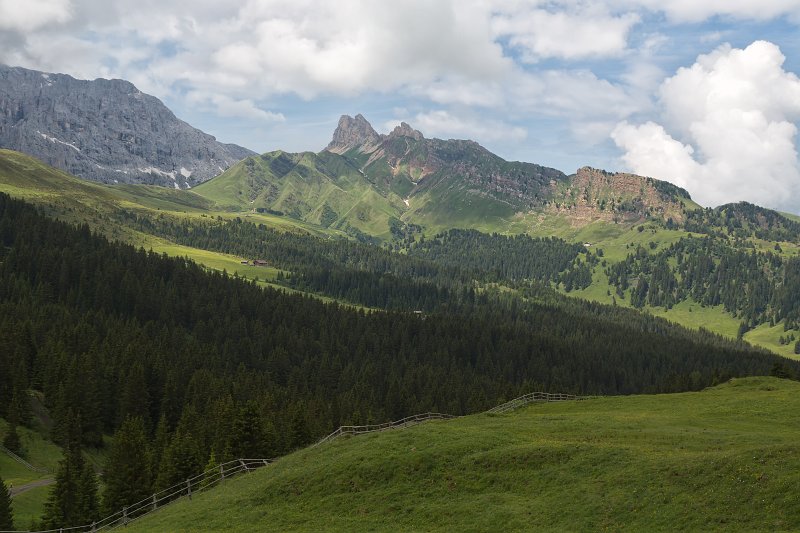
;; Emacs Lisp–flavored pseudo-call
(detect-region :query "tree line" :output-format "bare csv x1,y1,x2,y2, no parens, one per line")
606,236,800,331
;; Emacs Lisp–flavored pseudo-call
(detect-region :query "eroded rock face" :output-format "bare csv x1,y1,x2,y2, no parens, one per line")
0,65,254,188
548,167,691,226
389,122,423,141
325,114,382,154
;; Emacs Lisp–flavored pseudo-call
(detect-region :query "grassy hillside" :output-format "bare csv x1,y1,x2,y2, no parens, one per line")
128,377,800,532
1,419,60,529
1,406,109,529
0,149,340,275
194,151,405,240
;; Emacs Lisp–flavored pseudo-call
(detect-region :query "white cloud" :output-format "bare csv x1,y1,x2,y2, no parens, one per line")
613,41,800,210
0,0,72,32
492,6,640,61
187,92,285,122
511,70,642,120
611,0,800,23
387,110,527,143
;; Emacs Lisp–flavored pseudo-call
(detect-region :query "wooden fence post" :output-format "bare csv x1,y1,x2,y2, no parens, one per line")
152,493,157,511
220,464,225,481
123,505,128,526
187,478,192,499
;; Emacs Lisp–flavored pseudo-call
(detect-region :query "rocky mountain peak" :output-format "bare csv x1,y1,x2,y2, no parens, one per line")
389,122,424,141
0,64,254,188
325,114,382,154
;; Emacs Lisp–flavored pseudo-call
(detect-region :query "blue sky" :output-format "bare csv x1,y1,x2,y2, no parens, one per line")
2,1,800,211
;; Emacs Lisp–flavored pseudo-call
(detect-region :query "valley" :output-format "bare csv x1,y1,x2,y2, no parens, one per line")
2,108,799,358
2,5,800,531
1,85,799,531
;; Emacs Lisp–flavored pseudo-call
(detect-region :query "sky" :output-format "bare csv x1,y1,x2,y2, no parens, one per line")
2,1,800,212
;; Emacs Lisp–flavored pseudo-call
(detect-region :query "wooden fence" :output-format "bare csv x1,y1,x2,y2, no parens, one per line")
313,412,456,447
486,391,587,414
0,443,49,474
0,390,587,533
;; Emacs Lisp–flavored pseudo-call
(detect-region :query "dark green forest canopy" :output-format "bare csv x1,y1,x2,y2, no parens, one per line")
685,202,800,243
0,192,794,478
114,211,594,310
607,236,800,330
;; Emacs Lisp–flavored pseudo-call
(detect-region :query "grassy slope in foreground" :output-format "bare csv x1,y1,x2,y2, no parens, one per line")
130,377,800,532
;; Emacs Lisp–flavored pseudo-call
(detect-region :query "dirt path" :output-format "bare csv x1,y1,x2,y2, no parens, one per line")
10,478,55,497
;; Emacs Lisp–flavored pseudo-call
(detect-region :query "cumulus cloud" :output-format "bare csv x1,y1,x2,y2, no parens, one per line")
0,0,72,32
492,5,640,61
613,41,800,210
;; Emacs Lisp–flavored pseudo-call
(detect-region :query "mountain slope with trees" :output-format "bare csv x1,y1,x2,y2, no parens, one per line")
2,191,796,527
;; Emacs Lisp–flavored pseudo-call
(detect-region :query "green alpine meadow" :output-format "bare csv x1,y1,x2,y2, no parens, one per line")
127,377,800,532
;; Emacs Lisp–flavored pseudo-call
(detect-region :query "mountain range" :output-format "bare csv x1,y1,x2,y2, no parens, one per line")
0,65,698,235
0,65,254,188
196,113,696,240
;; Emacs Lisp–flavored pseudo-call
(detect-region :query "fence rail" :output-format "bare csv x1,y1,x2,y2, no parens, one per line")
486,391,588,414
0,443,49,473
313,412,456,447
0,459,272,533
1,390,587,533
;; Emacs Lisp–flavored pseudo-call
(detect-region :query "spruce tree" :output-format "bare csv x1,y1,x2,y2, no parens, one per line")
150,414,171,484
154,431,202,492
230,402,265,457
795,340,800,355
78,462,99,523
201,451,219,490
102,417,152,516
0,475,13,530
154,407,203,492
2,423,23,457
42,413,99,528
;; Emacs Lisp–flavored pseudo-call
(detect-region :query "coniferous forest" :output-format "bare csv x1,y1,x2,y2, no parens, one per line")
1,192,798,527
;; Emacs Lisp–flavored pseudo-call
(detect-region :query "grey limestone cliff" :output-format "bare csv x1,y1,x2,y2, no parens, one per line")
0,65,255,188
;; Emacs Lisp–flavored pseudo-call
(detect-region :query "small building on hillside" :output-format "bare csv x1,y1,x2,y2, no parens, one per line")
253,259,269,266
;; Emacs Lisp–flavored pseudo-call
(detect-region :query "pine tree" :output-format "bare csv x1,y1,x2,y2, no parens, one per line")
2,423,23,457
795,340,800,355
156,408,205,490
230,402,265,458
102,417,152,516
0,475,13,530
8,384,32,428
42,414,99,528
150,414,170,483
78,462,99,523
201,451,219,490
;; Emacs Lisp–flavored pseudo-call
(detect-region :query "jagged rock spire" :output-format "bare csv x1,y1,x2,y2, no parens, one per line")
325,114,382,154
389,122,423,141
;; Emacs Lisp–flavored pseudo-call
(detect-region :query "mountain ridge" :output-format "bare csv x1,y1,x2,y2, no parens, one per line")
198,114,705,238
0,64,255,188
